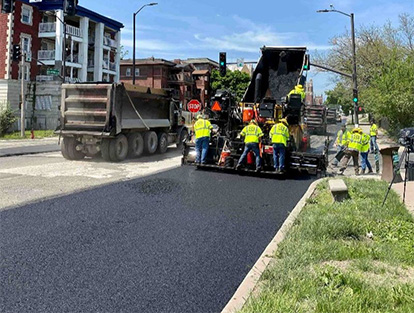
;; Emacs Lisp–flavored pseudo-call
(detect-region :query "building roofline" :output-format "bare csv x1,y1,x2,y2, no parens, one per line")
182,58,219,66
120,58,176,66
22,0,124,31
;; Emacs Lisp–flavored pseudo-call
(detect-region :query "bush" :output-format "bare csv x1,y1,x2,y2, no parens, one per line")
0,108,17,135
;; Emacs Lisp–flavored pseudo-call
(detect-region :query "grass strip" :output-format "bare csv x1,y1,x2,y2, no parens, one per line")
241,178,414,313
0,130,56,140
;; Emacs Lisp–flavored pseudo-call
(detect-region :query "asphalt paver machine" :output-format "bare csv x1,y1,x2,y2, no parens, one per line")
182,46,328,177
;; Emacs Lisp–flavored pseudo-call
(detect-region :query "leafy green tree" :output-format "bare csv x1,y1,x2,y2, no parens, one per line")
317,14,414,132
324,82,353,115
210,69,251,102
0,108,16,135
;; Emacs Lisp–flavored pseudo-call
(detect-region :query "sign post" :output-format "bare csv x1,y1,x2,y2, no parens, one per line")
187,99,202,113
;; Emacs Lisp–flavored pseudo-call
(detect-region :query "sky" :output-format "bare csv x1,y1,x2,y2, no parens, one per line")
84,0,413,96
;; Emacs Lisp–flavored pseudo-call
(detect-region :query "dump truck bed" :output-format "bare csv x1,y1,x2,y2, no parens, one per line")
60,83,171,136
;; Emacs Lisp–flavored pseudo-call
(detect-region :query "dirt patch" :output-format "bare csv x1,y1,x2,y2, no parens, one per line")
318,260,414,286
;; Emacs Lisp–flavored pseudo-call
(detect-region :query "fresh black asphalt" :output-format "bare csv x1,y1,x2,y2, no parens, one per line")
1,166,314,313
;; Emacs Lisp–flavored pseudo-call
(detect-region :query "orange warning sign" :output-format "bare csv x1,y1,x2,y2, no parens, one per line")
212,101,221,111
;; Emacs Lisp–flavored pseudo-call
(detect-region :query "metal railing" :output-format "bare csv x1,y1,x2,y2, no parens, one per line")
65,54,79,63
39,22,56,33
103,59,116,71
103,36,117,48
38,50,55,60
38,23,82,38
65,77,81,84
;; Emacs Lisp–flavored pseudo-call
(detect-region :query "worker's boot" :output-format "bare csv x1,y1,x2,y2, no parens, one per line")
368,168,373,174
255,167,262,173
361,168,366,175
236,164,242,171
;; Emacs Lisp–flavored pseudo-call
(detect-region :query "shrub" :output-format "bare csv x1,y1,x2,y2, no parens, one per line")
0,108,17,135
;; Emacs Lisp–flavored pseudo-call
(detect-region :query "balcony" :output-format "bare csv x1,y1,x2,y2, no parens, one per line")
169,73,194,84
38,22,82,38
38,50,55,61
103,36,117,48
103,59,116,72
36,75,55,82
65,54,79,64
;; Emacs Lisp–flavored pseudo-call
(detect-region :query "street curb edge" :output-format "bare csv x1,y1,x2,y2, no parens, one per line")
221,178,325,313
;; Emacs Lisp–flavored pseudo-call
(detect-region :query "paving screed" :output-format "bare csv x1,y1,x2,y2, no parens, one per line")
0,166,314,313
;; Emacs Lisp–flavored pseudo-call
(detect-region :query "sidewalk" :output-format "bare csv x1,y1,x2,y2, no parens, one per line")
0,137,60,157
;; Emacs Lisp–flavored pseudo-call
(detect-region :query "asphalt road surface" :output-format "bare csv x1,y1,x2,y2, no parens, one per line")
1,166,314,313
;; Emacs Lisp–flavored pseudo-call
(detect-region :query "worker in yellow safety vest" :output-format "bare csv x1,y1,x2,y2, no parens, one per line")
338,127,363,175
236,120,264,172
193,114,213,164
332,124,349,166
369,119,379,153
360,132,373,174
270,118,290,172
287,84,306,101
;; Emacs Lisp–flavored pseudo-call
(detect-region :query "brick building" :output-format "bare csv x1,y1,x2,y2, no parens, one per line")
0,0,123,130
120,57,218,109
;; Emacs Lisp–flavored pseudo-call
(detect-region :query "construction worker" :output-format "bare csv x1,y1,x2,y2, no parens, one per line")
338,127,363,175
369,119,379,153
270,118,290,172
360,131,373,174
332,125,349,166
287,84,305,101
193,114,213,164
236,120,264,172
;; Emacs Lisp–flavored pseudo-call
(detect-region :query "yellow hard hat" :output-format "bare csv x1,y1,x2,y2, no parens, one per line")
197,114,203,119
297,84,303,88
280,118,288,125
250,119,258,125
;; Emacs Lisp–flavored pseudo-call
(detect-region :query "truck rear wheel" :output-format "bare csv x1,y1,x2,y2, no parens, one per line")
157,132,168,154
127,132,144,158
61,137,85,160
109,134,128,162
100,139,112,162
144,131,158,154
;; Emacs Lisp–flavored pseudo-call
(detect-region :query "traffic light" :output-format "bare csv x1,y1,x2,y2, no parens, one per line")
352,88,358,104
12,44,21,62
1,0,14,14
219,52,226,77
303,54,310,71
65,0,78,16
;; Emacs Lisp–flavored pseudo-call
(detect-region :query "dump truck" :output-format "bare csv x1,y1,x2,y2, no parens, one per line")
304,104,327,134
58,83,190,162
182,46,328,176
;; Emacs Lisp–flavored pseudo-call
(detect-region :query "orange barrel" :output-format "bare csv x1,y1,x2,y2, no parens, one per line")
243,107,254,123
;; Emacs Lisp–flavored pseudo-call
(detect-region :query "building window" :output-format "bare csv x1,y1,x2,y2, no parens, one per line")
126,68,131,77
21,5,33,25
21,35,31,56
135,68,140,77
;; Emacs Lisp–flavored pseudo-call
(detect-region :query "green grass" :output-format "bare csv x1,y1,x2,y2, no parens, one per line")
241,179,414,313
0,130,56,140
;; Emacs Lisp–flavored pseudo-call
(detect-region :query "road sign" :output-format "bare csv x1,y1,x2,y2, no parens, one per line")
187,99,202,113
47,68,60,76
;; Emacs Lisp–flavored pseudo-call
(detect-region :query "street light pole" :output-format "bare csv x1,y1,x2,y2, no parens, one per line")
132,2,158,85
317,7,359,125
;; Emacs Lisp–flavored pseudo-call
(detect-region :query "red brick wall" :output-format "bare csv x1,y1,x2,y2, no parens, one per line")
0,5,10,79
10,1,42,80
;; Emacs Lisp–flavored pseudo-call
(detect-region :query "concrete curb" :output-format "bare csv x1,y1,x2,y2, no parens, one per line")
0,149,60,158
221,178,325,313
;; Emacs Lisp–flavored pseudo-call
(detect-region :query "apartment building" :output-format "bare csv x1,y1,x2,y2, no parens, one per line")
120,57,218,108
0,0,123,130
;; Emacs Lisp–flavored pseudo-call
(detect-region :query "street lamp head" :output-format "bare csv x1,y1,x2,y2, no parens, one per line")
149,2,158,5
316,9,330,13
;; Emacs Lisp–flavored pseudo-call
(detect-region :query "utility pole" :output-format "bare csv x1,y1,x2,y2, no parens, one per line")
20,52,26,138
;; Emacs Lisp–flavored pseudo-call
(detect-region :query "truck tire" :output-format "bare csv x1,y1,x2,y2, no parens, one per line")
157,132,168,154
109,134,128,162
127,132,144,158
177,128,188,149
101,139,112,162
61,137,85,160
144,131,158,154
224,157,234,168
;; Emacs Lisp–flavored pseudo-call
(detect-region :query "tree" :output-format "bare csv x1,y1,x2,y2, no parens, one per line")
318,14,414,132
325,82,353,115
210,69,251,102
120,45,129,60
